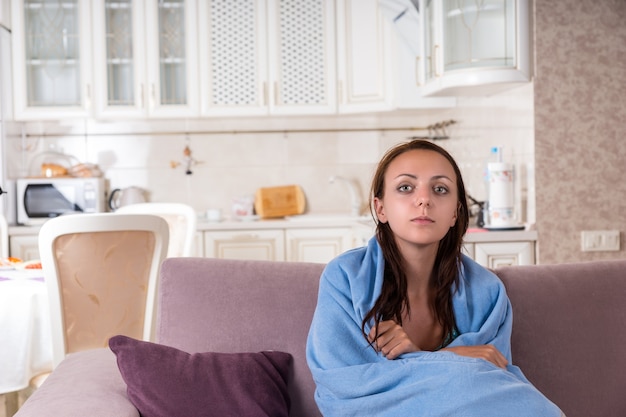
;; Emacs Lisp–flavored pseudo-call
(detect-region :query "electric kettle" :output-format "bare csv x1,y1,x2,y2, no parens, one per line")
108,186,146,211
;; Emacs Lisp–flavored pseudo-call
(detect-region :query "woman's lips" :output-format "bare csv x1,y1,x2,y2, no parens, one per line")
412,216,434,224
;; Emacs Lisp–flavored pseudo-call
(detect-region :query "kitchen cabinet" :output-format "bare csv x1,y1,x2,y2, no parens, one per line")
420,0,531,96
199,0,336,117
204,229,286,261
473,241,535,267
91,0,199,119
0,0,10,29
192,231,204,257
285,227,353,263
11,0,93,120
9,234,39,261
335,0,393,113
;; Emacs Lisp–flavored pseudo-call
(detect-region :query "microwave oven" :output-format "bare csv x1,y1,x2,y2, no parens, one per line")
16,177,106,225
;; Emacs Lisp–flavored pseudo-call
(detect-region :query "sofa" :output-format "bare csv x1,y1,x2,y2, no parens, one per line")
14,256,626,417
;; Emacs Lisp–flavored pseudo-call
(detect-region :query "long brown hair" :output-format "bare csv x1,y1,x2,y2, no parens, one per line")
362,139,469,349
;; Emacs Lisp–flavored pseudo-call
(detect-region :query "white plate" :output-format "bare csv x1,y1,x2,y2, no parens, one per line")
483,225,525,231
236,215,260,222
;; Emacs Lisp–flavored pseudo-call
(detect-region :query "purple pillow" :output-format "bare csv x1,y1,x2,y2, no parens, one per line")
109,335,291,417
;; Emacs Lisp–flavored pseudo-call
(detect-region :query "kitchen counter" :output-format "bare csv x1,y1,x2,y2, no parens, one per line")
9,218,537,242
8,216,538,266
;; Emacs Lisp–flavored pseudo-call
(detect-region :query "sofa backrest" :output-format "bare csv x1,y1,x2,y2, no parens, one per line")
157,257,325,417
495,259,626,417
157,256,626,417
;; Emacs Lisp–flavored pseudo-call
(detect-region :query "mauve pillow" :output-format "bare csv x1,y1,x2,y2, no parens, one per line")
109,335,291,417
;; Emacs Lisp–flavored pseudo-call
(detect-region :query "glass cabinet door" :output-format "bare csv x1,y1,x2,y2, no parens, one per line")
104,0,135,107
12,0,92,119
443,0,516,71
156,0,187,106
146,0,198,117
24,0,80,106
93,0,197,119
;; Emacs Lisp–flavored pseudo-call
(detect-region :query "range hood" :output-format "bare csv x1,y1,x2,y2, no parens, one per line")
378,0,421,55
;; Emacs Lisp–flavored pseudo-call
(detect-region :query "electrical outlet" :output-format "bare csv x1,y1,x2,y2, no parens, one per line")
581,230,621,252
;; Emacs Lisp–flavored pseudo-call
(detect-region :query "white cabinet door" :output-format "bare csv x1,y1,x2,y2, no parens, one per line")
286,227,352,263
420,0,531,96
9,234,39,260
266,0,336,115
11,0,93,120
199,0,335,117
335,0,393,113
198,0,268,116
192,231,204,258
204,229,285,261
144,0,199,118
473,241,535,268
1,0,11,29
92,0,198,119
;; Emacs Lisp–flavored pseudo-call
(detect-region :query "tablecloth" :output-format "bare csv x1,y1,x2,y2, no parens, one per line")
0,269,53,393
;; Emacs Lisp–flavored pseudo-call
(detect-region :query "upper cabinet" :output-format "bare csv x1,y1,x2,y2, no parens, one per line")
11,0,93,120
0,0,11,29
91,0,199,119
420,0,531,96
199,0,336,117
335,0,393,113
9,0,531,121
198,0,268,117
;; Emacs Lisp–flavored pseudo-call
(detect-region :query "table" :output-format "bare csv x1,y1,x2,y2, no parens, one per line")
0,269,53,396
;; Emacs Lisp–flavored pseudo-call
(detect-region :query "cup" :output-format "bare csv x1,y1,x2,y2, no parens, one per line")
206,208,222,222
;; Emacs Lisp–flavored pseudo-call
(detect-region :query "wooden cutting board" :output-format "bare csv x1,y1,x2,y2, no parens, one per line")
254,185,306,218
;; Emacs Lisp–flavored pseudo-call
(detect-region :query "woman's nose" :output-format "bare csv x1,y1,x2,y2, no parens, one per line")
415,190,431,207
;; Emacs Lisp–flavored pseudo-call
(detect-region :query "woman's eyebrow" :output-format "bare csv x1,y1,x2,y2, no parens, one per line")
394,173,417,179
394,173,453,182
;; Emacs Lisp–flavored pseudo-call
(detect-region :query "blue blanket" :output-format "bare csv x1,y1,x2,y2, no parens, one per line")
306,237,563,417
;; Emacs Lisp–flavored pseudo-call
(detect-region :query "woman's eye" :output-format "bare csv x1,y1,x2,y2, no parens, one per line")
434,185,449,194
398,184,413,193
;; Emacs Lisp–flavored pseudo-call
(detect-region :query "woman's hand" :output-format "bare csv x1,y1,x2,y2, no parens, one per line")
368,320,419,360
441,345,509,368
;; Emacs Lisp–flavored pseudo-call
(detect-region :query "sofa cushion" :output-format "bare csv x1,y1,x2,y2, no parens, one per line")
109,335,291,417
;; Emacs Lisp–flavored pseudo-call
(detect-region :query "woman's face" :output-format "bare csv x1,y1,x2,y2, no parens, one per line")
374,149,459,249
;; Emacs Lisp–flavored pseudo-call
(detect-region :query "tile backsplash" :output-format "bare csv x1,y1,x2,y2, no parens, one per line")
5,83,534,224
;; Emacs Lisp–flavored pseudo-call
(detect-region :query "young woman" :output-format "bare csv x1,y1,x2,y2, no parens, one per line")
306,139,563,417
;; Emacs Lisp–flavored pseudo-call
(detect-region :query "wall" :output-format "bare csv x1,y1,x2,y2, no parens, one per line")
534,0,626,263
6,84,534,228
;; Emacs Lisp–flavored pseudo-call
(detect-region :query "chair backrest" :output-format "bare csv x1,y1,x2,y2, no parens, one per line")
39,213,169,368
115,202,197,257
0,212,8,259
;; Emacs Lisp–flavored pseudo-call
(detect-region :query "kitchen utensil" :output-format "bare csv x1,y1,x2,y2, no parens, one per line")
108,187,147,211
254,185,305,218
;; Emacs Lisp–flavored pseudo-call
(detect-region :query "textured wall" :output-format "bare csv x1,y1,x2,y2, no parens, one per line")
534,0,626,263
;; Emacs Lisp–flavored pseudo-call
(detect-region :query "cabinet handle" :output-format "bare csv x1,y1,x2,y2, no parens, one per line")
85,84,91,109
415,57,422,86
150,83,156,109
140,83,145,109
274,81,279,105
338,80,343,104
263,82,267,106
434,45,441,78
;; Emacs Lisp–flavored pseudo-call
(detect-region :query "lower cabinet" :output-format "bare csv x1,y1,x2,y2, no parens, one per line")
468,241,535,268
9,224,536,267
285,227,353,263
9,235,40,261
202,227,357,263
204,229,286,261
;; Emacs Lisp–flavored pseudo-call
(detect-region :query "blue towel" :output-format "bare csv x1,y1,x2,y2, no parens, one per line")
307,237,563,417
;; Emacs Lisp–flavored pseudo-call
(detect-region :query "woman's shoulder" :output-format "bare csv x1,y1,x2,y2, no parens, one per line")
459,254,504,289
322,237,380,283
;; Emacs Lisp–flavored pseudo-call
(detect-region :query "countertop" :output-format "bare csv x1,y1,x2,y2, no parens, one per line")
9,216,538,242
